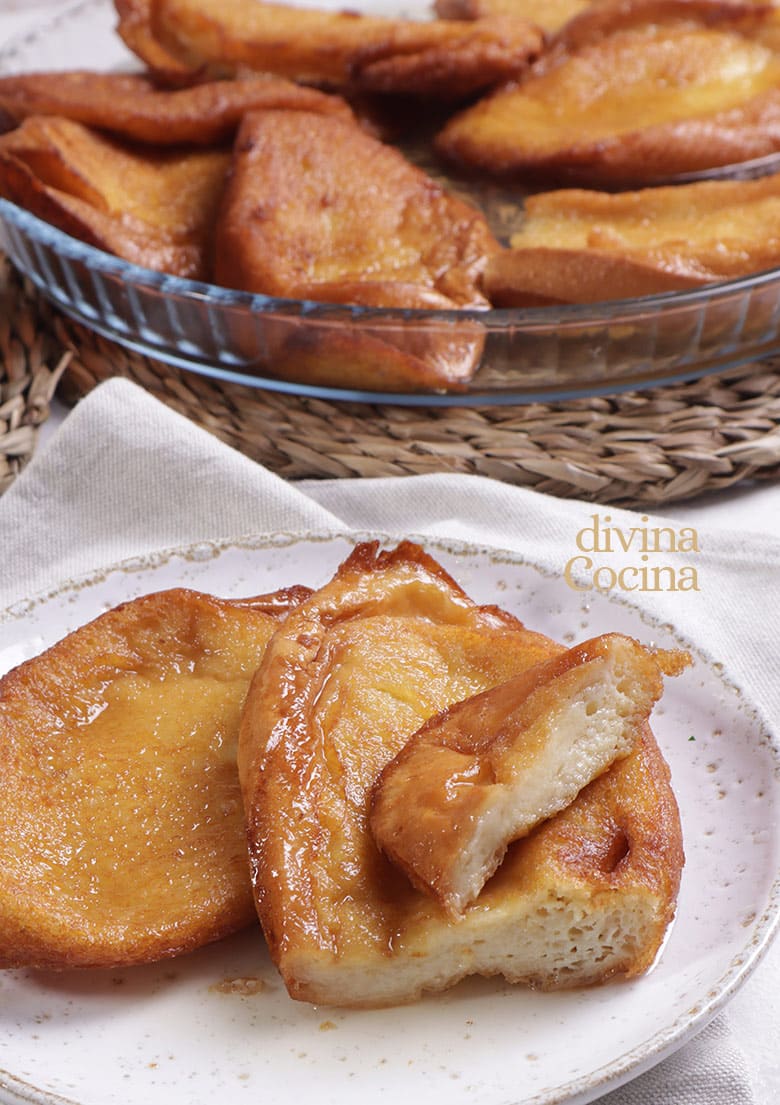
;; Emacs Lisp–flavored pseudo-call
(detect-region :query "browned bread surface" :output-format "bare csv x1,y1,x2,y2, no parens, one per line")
484,172,780,304
214,110,498,307
214,110,495,390
238,541,684,1007
0,585,308,969
115,0,198,84
0,71,353,146
550,0,774,53
436,2,780,184
370,632,689,915
0,116,229,279
143,0,543,97
435,0,592,34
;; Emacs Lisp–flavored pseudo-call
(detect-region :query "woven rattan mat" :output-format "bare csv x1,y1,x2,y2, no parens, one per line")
3,256,780,506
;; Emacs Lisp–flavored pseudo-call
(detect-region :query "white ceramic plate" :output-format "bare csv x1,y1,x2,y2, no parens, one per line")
0,533,778,1105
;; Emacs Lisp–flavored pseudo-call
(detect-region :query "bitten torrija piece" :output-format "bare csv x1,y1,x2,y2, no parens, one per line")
238,541,685,1007
371,633,689,916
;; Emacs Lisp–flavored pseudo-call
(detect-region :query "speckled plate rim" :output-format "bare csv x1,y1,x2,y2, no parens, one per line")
0,529,778,1105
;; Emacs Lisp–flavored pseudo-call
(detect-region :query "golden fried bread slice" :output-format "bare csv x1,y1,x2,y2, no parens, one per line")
215,111,497,307
371,633,689,917
484,246,713,305
214,109,495,389
255,308,487,393
435,0,592,35
436,4,780,184
0,585,309,970
0,71,352,145
350,15,544,99
484,173,780,304
147,0,543,98
238,541,684,1007
0,116,229,278
116,0,198,84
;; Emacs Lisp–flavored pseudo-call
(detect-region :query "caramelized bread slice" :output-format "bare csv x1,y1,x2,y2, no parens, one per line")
214,110,497,307
371,633,689,916
436,3,780,184
239,541,684,1007
0,585,309,969
0,71,352,145
253,308,487,394
484,173,780,305
484,246,713,305
350,15,544,99
0,116,229,279
147,0,543,97
214,110,494,390
116,0,199,84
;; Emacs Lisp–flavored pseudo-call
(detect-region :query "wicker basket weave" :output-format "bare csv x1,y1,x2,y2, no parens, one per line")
3,256,780,505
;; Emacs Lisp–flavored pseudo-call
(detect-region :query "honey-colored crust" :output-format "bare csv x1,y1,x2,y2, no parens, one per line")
370,633,688,915
436,2,780,185
149,0,543,97
214,110,494,390
0,116,229,280
239,542,684,1007
484,173,780,304
351,16,545,99
0,585,308,970
549,0,773,54
0,71,353,146
115,0,199,84
485,246,713,305
254,314,487,394
215,110,497,307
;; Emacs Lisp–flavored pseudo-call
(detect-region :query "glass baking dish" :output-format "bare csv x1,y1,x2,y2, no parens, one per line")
3,0,780,407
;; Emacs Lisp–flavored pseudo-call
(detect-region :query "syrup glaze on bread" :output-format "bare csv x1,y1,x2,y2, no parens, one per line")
436,0,780,185
0,116,230,280
0,585,308,970
213,109,496,391
238,541,684,1007
484,172,780,305
147,0,544,97
370,632,690,916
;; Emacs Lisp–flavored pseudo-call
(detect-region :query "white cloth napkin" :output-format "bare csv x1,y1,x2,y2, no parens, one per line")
1,378,778,1104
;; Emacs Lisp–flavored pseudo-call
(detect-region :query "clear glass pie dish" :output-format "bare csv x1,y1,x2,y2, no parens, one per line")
3,0,780,407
